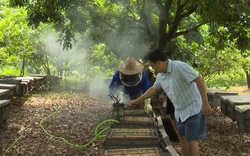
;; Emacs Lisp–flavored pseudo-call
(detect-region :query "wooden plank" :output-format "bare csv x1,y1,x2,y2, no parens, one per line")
0,83,16,97
102,147,165,156
0,79,22,96
124,109,149,116
0,79,21,84
0,89,10,100
0,100,10,107
15,76,35,81
0,83,16,89
159,128,171,147
111,116,155,128
104,128,159,149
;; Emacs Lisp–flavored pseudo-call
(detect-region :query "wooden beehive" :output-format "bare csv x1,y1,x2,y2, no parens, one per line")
221,95,239,116
0,84,16,98
207,89,238,107
112,103,125,120
111,116,155,128
103,128,159,149
0,100,10,129
124,108,149,116
0,89,11,100
102,147,165,156
0,79,22,96
235,105,250,133
226,95,250,121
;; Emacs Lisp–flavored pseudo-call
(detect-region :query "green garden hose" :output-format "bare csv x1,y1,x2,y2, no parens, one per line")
3,105,119,156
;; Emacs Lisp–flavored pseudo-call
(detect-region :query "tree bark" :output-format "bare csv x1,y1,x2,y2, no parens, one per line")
246,71,250,90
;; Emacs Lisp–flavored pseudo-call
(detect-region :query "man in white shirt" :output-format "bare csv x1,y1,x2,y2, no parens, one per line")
130,49,211,156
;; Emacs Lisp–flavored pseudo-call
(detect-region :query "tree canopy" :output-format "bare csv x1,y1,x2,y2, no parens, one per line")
1,0,250,88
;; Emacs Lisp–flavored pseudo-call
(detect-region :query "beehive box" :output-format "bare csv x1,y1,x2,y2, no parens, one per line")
0,79,22,96
0,89,11,100
0,100,10,129
125,109,149,116
102,147,165,156
0,84,16,98
103,128,159,149
221,95,240,116
227,95,250,121
235,105,250,133
111,116,155,128
207,89,238,107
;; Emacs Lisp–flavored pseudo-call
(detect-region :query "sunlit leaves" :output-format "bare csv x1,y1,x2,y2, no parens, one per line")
86,43,122,77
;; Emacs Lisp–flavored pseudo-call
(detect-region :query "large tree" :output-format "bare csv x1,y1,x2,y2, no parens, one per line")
8,0,250,50
7,0,250,88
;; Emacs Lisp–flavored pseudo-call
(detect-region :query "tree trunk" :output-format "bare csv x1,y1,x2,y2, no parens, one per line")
246,71,250,90
20,57,25,76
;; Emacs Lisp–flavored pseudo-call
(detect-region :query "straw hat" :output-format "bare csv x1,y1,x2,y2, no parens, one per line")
118,57,144,75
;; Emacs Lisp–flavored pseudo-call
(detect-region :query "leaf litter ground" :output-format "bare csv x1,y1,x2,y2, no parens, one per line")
0,90,250,156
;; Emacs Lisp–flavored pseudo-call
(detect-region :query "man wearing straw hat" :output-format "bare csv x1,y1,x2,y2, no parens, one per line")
109,57,152,114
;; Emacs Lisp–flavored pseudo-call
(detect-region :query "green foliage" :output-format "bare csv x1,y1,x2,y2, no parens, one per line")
1,0,250,89
206,72,246,89
0,66,27,76
86,43,122,77
191,24,249,88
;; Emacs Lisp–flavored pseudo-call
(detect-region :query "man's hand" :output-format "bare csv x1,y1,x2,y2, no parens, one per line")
130,99,139,106
202,101,212,116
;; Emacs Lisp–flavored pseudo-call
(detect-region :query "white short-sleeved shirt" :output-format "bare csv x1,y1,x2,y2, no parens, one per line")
153,59,202,122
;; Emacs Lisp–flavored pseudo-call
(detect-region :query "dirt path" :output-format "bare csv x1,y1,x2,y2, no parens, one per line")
0,91,250,156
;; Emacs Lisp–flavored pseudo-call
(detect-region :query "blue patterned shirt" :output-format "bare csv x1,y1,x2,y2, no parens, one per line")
153,59,202,122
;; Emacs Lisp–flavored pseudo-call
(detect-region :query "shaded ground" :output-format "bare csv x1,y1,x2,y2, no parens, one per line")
0,89,250,156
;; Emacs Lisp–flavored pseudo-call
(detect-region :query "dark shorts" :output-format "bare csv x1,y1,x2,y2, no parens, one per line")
177,112,206,142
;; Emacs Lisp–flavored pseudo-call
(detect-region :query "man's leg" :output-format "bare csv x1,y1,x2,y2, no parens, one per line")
180,136,189,156
188,140,199,156
180,137,199,156
177,112,205,156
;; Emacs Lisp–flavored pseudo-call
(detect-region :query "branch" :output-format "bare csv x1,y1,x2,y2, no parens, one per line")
154,0,164,10
91,12,119,32
173,23,204,38
120,1,137,21
180,5,197,19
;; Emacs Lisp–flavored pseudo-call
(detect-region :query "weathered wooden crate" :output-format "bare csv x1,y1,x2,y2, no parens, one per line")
235,105,250,133
0,79,22,96
16,77,34,91
29,74,47,83
227,95,250,121
20,81,28,95
207,89,238,107
111,116,155,128
102,147,165,156
0,100,10,129
0,89,11,100
103,128,159,149
221,95,240,116
0,84,16,99
124,108,149,116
